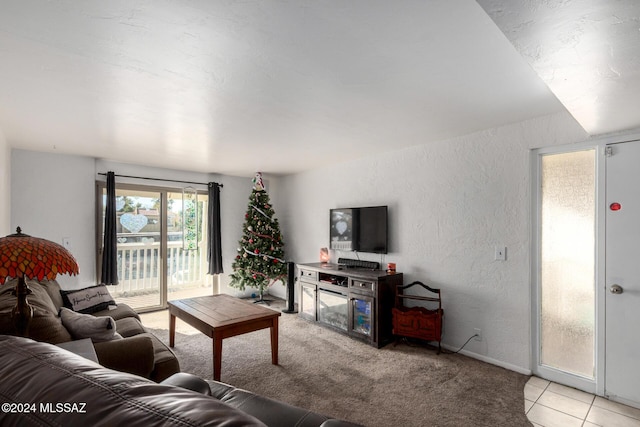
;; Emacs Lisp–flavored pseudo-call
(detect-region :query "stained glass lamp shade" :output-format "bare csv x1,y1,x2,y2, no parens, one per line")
0,227,79,335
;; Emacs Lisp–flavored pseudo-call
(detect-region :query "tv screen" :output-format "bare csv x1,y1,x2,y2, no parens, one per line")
330,206,388,254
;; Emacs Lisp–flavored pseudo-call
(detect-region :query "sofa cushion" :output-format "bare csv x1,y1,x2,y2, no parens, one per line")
0,279,58,313
39,279,65,310
59,307,121,343
60,284,117,314
0,280,72,344
116,316,146,337
93,302,141,321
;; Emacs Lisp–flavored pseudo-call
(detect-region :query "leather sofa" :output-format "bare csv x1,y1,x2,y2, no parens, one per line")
0,336,362,427
0,279,179,381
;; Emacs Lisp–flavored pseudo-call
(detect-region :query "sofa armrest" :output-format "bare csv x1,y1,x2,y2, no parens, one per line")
206,380,362,427
319,420,364,427
161,372,211,396
93,335,154,378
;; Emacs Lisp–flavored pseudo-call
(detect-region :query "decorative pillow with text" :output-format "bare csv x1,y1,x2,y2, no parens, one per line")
60,285,117,314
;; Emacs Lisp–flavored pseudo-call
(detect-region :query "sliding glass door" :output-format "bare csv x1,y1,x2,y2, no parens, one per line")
97,183,211,311
166,191,210,302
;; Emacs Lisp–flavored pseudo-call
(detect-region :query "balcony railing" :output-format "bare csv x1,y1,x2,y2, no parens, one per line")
112,240,206,296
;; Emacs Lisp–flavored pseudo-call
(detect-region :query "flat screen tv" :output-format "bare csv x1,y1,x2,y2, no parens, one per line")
330,206,388,254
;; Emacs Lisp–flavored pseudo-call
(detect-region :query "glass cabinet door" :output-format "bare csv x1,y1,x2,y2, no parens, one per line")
350,295,374,339
300,283,316,321
317,290,348,331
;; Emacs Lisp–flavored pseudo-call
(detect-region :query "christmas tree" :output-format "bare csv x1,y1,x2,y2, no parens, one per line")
230,173,287,301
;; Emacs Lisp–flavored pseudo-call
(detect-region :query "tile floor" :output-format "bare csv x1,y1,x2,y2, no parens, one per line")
525,377,640,426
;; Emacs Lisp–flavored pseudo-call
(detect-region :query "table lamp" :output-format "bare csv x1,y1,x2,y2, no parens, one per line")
0,227,79,336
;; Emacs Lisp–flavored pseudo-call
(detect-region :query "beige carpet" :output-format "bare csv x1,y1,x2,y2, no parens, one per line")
146,302,531,427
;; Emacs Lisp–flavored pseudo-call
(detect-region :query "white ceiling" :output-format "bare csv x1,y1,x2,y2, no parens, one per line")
477,0,640,136
0,1,637,176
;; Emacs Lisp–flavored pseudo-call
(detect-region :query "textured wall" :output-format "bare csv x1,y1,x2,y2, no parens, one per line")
11,150,96,289
272,111,589,371
0,128,9,235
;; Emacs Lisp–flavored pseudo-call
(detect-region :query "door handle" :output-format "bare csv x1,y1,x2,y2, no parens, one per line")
610,284,624,294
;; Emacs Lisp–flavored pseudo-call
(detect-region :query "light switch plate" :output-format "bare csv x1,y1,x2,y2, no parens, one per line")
494,246,506,261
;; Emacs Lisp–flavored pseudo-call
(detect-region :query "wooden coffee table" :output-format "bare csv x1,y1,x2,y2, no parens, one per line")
168,294,281,381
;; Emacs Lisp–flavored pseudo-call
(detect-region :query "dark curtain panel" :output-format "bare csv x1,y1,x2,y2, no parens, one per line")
207,182,223,274
101,171,119,285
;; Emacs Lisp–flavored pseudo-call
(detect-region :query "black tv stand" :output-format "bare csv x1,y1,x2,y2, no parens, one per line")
298,262,403,348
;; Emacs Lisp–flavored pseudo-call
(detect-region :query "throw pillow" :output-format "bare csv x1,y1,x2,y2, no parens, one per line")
59,307,121,342
60,285,117,314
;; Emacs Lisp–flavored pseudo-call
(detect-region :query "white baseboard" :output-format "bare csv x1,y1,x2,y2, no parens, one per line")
441,344,532,376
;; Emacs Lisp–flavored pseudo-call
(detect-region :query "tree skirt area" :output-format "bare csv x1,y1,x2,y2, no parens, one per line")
149,309,531,427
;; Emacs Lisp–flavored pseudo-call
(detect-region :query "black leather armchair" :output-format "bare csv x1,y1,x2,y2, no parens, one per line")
0,335,361,427
161,372,363,427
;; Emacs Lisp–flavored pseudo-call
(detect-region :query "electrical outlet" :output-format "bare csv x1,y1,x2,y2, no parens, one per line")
474,328,482,342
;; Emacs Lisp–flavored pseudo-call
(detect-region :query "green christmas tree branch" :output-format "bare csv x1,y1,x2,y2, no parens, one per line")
240,247,285,263
247,229,280,242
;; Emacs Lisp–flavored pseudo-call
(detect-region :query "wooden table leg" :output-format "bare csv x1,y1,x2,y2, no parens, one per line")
169,312,176,348
212,333,222,381
270,316,279,365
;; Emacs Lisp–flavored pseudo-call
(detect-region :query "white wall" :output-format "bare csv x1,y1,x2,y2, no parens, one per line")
11,150,96,289
0,128,9,235
272,111,589,372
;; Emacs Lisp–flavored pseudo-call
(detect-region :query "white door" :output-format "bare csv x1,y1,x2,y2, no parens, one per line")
605,140,640,408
